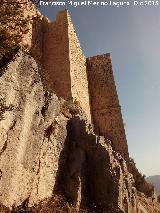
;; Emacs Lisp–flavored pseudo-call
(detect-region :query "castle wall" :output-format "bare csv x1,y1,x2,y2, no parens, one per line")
67,12,91,121
42,10,91,121
86,54,129,160
42,12,72,99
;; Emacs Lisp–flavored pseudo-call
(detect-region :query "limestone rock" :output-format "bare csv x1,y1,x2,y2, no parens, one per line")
0,51,68,208
56,114,137,212
1,2,160,212
0,51,136,212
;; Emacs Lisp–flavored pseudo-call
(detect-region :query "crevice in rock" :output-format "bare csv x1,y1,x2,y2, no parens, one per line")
0,140,8,157
11,197,30,213
53,115,126,212
41,91,52,118
10,120,17,131
44,125,53,139
0,169,2,179
0,120,17,157
35,159,41,196
0,48,19,75
34,135,46,196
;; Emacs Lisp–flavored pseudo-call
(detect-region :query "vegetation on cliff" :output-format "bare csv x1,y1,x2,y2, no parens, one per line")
0,1,27,63
0,0,39,68
129,157,154,197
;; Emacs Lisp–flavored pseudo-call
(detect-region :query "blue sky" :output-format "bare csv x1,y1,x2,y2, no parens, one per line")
39,3,160,176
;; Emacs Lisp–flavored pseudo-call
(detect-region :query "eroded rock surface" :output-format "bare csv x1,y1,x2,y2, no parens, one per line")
0,51,137,212
1,3,160,212
55,114,137,212
0,51,68,208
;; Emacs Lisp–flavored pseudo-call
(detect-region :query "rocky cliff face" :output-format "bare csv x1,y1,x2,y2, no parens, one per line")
0,51,137,212
1,2,160,212
0,52,69,208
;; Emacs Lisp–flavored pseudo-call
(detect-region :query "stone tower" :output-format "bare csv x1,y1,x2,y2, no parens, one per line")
40,10,129,161
87,54,129,160
42,10,91,121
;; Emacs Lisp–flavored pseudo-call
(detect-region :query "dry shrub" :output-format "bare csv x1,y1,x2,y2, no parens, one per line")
135,174,154,197
129,157,154,197
61,100,81,119
0,195,87,213
0,0,39,67
0,1,28,62
30,195,88,213
30,195,75,213
0,196,125,213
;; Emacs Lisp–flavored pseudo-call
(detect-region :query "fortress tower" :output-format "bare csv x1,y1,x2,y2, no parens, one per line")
42,10,91,121
40,10,129,160
87,54,129,160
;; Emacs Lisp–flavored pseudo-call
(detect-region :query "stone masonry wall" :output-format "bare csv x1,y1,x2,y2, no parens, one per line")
86,54,129,161
21,6,127,160
42,10,91,121
42,12,72,99
67,12,91,121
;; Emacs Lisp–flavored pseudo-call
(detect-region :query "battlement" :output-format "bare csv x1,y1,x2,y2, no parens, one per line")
87,53,111,60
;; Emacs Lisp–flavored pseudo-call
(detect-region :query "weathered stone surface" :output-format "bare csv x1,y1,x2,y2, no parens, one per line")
0,51,137,212
0,51,68,208
137,193,160,213
1,3,160,213
42,10,91,121
55,114,137,212
67,12,91,122
87,54,129,161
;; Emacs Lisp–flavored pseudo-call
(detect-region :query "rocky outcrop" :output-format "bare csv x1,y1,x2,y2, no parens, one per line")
0,51,137,212
55,114,137,212
1,2,160,212
0,51,68,208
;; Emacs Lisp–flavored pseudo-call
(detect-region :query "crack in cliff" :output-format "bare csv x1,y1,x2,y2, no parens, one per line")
34,131,51,196
0,140,7,158
34,132,47,196
92,105,121,112
9,120,17,130
0,169,2,180
41,91,52,118
0,120,17,168
35,158,41,195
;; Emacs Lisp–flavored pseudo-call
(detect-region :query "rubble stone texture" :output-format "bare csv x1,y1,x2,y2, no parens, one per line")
40,10,129,160
42,10,91,122
0,4,159,213
87,54,129,161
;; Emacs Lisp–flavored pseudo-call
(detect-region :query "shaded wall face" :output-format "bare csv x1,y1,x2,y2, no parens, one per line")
42,13,72,100
86,54,129,160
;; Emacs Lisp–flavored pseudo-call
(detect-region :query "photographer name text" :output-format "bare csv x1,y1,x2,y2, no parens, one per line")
39,0,159,7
